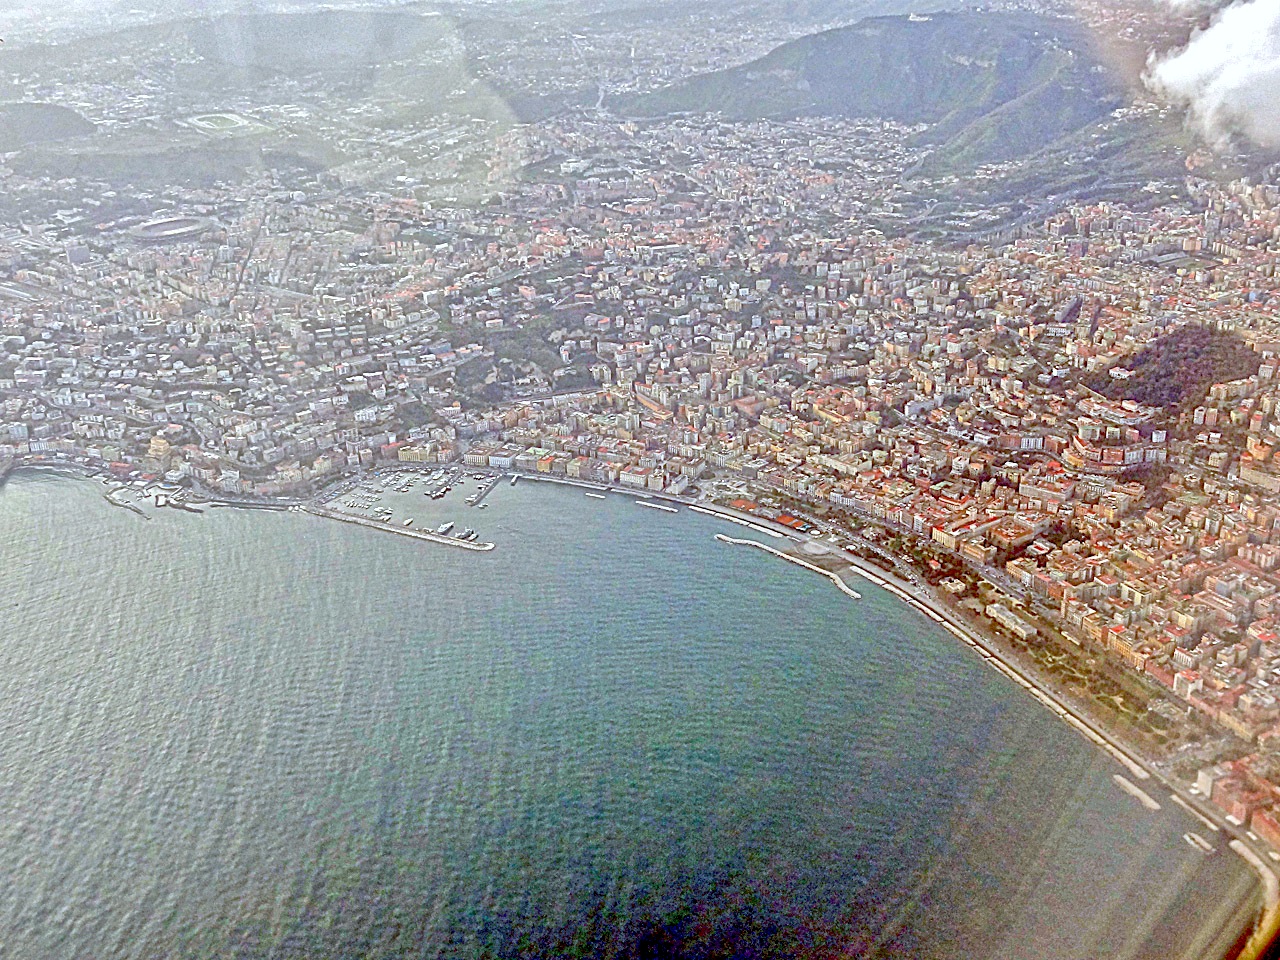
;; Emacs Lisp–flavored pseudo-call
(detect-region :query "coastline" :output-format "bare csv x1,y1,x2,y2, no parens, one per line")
303,504,495,552
6,462,1276,955
8,458,305,511
513,473,1280,954
688,504,1280,958
4,457,1257,960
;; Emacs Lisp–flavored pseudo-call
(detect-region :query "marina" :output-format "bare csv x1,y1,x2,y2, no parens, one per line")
0,472,1263,960
312,469,502,551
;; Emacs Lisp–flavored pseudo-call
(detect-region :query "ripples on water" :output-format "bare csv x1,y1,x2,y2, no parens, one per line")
0,474,1261,959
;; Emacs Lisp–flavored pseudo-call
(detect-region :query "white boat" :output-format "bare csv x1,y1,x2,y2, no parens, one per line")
436,521,454,535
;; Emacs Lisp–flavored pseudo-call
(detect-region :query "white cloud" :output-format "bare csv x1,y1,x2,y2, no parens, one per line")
1146,0,1280,149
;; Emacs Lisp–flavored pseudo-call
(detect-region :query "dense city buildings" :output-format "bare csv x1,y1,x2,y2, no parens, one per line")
5,0,1280,877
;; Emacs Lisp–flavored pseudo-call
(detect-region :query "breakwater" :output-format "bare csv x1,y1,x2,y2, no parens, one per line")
636,500,678,514
714,533,861,600
306,505,495,551
689,503,785,539
103,488,151,520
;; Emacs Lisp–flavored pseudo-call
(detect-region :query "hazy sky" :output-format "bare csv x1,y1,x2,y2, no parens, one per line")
1147,0,1280,149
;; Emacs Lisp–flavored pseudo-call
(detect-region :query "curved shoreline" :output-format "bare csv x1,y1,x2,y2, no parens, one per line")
714,533,861,600
7,463,1276,954
690,503,785,539
701,515,1279,957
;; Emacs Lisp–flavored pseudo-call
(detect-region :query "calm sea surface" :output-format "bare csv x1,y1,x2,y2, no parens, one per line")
0,471,1262,959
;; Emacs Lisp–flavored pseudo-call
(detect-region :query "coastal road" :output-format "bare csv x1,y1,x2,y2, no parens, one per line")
696,494,1280,958
519,472,1280,955
294,465,1280,957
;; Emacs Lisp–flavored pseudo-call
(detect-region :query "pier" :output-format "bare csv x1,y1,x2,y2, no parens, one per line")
306,506,495,551
467,476,501,507
103,487,151,520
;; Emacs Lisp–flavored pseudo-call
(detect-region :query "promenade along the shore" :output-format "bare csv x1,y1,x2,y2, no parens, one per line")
704,506,1280,959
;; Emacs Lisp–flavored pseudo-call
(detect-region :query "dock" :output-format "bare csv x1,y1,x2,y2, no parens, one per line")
467,476,501,507
306,506,495,551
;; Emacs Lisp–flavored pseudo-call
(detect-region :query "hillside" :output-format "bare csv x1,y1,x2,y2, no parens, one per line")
619,11,1126,173
0,10,513,193
0,103,95,153
183,11,459,88
1082,326,1260,411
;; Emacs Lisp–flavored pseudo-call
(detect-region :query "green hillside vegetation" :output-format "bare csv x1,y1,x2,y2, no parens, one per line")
1082,326,1260,410
892,108,1197,241
11,127,335,191
0,103,95,152
620,12,1125,173
184,11,465,90
0,10,512,191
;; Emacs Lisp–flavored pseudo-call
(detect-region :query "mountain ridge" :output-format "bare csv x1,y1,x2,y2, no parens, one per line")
617,11,1128,174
